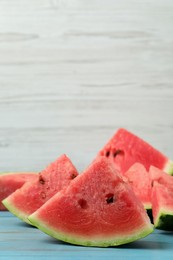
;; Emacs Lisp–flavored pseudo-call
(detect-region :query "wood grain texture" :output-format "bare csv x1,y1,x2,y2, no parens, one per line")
0,212,173,260
0,0,173,173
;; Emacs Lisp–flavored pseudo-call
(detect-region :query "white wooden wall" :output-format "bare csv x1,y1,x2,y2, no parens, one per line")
0,0,173,173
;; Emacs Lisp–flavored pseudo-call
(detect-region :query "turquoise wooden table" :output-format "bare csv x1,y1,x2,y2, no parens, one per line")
0,0,173,259
0,212,172,260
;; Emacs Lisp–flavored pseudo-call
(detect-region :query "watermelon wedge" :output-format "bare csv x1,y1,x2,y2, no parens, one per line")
123,163,152,210
150,166,173,187
2,155,78,224
0,172,37,211
97,128,173,175
151,185,173,231
29,157,153,247
150,166,173,230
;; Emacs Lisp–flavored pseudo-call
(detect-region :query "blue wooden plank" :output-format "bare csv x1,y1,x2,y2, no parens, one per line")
0,212,173,260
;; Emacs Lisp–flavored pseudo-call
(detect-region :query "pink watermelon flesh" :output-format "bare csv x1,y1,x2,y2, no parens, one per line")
151,184,173,230
29,157,153,247
0,172,37,211
150,166,173,187
97,128,173,175
2,155,78,224
123,163,152,210
150,166,173,230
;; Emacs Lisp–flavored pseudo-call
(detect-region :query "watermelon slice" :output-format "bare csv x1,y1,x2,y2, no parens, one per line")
97,128,173,175
123,163,152,210
2,155,78,224
150,166,173,230
150,166,173,187
0,172,37,211
151,185,173,231
29,157,153,247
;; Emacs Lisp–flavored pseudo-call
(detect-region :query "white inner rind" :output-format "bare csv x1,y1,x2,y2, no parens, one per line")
2,198,32,225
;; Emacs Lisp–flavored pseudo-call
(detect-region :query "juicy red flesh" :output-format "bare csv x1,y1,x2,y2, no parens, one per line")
98,128,168,174
34,158,150,238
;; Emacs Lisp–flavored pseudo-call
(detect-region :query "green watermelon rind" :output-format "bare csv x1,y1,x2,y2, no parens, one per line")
28,214,153,247
154,208,173,231
163,160,173,175
2,198,31,225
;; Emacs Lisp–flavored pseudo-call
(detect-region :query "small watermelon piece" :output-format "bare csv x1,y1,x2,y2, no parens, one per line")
150,166,173,230
150,166,173,187
2,155,78,224
97,128,173,175
29,157,153,247
0,172,37,211
123,163,152,210
151,185,173,231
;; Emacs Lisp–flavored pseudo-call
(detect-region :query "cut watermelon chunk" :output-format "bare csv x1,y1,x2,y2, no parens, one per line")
29,157,153,247
123,163,152,210
97,128,173,175
151,185,173,231
150,166,173,187
150,166,173,230
2,155,78,224
0,172,37,211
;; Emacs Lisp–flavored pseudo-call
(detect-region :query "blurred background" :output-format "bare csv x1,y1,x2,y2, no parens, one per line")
0,0,173,173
